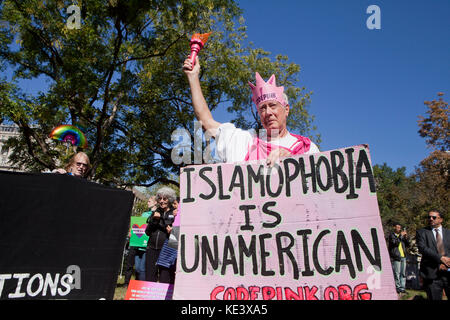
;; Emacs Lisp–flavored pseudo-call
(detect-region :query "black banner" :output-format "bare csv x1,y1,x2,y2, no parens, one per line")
0,171,134,300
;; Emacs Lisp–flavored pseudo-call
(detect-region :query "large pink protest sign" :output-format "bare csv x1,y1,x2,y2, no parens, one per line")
173,145,397,300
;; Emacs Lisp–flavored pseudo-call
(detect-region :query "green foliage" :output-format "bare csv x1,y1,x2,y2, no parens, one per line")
413,151,449,225
415,93,449,227
131,198,149,217
375,93,449,240
0,0,319,186
374,162,448,247
418,92,449,152
373,163,417,234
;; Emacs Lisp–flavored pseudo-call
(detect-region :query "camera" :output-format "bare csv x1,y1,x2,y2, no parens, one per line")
164,213,175,227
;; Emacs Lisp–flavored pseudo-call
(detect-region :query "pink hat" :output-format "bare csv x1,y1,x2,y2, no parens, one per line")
248,72,286,107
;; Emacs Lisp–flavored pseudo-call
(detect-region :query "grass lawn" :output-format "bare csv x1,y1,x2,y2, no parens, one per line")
399,289,447,300
114,285,128,300
113,275,129,300
399,289,427,300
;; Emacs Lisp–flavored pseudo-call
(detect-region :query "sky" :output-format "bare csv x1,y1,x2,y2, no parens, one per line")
4,1,449,176
217,0,450,174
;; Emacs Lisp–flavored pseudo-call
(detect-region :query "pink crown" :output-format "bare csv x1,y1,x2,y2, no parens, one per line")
248,72,286,107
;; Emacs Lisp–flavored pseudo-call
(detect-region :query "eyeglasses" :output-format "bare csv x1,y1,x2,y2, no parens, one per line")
428,216,439,220
76,162,88,168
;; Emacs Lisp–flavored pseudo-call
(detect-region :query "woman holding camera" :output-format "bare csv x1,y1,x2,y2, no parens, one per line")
145,187,177,283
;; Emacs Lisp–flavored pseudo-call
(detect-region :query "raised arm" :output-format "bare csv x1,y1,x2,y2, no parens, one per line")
182,56,221,138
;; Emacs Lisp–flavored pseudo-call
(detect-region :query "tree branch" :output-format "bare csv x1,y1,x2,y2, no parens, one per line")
91,17,124,161
115,33,185,66
125,177,180,188
18,120,54,169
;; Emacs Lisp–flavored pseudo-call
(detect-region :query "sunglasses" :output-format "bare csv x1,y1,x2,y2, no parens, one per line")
428,216,439,220
76,162,88,168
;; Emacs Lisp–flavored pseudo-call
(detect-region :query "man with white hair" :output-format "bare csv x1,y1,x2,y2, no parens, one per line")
182,57,319,166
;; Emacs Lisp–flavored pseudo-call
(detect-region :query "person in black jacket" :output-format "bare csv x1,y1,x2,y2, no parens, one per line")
144,187,177,283
416,210,450,300
388,222,410,294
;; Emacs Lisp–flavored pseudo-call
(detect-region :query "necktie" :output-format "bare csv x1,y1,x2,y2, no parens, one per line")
435,229,445,256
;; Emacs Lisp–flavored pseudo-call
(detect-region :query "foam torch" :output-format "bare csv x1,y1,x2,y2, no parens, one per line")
189,32,211,65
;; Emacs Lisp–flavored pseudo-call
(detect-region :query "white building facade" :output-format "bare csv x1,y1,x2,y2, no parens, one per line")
0,124,22,172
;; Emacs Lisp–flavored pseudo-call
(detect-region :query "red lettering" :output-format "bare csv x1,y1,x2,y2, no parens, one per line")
236,286,249,300
209,283,373,301
223,287,236,300
249,286,260,300
285,287,303,300
324,286,339,300
262,286,276,300
353,283,372,300
305,286,319,300
210,286,224,300
338,285,353,300
276,287,283,300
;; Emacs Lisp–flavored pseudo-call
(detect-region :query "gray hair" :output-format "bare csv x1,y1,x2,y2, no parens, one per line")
283,93,289,106
156,186,177,205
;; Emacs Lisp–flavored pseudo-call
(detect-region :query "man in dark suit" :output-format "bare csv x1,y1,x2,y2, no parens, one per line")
416,210,450,300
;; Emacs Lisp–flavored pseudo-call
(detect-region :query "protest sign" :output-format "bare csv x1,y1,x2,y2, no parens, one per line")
0,171,133,300
173,145,397,300
125,280,174,300
129,216,149,248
